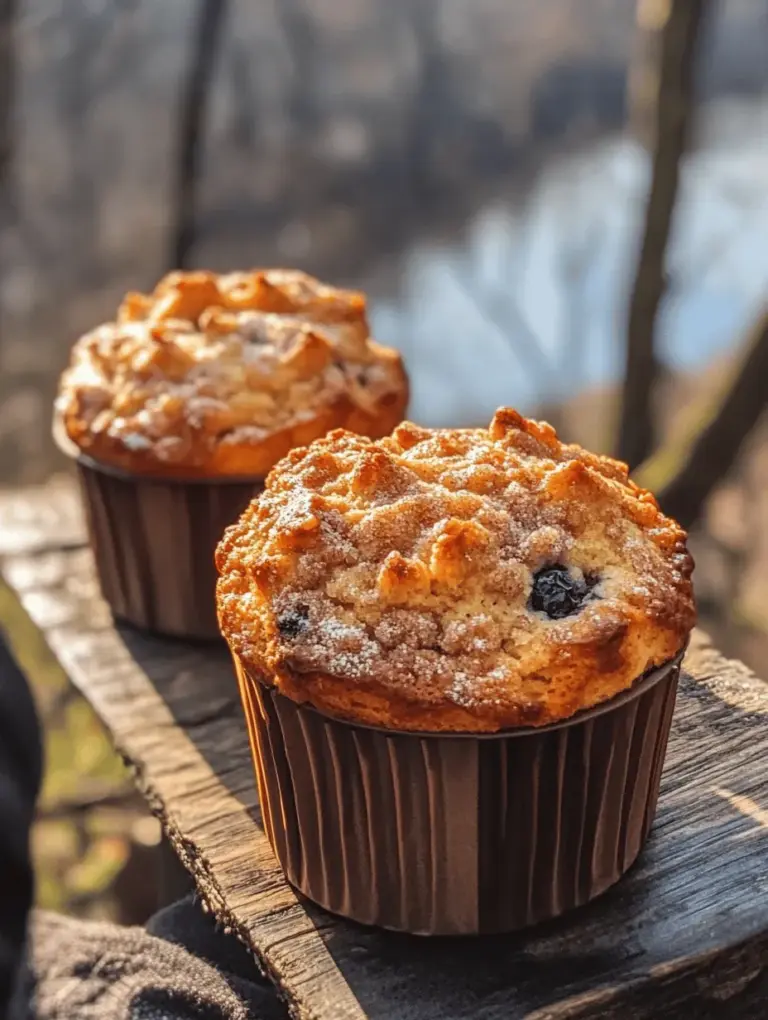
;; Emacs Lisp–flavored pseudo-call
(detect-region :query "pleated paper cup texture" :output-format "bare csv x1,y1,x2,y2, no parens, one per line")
54,421,262,640
235,653,683,936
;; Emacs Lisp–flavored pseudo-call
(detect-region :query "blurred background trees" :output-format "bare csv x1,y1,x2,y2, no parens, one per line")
1,0,768,921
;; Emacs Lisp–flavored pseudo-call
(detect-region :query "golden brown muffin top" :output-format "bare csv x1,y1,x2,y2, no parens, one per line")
216,409,695,732
56,269,408,477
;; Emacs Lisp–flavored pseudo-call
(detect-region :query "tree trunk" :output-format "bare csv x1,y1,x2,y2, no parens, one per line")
277,0,319,134
0,0,15,191
169,0,229,270
617,0,708,469
634,308,768,530
0,0,16,364
403,0,446,205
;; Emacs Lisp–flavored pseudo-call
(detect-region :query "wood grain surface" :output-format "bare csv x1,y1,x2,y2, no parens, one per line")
1,480,767,1019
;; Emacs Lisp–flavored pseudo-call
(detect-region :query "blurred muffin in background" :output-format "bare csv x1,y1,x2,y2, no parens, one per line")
55,268,408,638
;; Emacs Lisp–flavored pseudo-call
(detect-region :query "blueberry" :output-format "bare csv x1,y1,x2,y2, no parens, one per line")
277,603,310,638
530,566,596,620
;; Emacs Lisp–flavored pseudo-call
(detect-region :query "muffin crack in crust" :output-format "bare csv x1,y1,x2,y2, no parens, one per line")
216,409,695,732
56,269,408,476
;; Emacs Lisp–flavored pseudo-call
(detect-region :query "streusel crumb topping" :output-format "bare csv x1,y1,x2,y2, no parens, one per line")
56,269,407,476
217,408,695,731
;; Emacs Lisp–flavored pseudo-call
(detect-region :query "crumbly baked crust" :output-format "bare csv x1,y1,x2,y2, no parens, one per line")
56,269,408,477
216,409,695,732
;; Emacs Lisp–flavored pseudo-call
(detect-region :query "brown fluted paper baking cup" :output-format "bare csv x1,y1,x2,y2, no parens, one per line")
55,422,262,639
235,654,682,935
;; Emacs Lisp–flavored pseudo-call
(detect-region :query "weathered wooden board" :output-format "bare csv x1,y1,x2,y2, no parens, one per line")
2,481,767,1019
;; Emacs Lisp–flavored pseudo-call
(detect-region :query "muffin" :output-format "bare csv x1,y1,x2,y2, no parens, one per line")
218,408,695,934
55,268,408,638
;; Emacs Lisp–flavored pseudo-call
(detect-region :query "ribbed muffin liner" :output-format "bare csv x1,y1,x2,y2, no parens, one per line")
55,425,262,639
235,654,682,935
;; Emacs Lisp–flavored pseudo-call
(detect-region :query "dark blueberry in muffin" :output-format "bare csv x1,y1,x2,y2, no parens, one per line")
277,603,310,638
530,566,596,620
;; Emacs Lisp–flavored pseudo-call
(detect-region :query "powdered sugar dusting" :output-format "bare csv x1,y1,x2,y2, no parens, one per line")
217,408,695,730
58,268,406,472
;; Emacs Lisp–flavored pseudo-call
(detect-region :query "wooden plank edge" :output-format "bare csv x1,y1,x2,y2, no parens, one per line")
0,477,86,556
531,929,768,1019
0,550,366,1020
124,752,343,1019
3,518,768,1019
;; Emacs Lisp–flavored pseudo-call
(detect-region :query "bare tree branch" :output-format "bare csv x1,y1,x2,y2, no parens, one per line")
0,0,16,363
634,307,768,530
0,0,15,193
169,0,229,270
277,0,319,132
452,253,556,392
401,0,448,204
617,0,708,469
558,217,602,397
228,41,257,150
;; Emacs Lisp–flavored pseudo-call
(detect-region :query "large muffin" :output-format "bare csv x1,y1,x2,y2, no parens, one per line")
217,407,695,732
57,268,408,478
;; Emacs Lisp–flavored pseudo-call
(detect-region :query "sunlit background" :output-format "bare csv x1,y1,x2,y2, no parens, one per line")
1,0,767,926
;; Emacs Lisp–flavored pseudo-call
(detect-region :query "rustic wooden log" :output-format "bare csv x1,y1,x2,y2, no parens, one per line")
1,480,767,1020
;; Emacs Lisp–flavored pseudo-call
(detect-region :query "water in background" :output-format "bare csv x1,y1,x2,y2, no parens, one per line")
370,95,768,428
3,0,768,481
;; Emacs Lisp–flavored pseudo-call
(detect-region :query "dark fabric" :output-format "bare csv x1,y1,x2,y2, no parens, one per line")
15,901,287,1020
0,630,286,1019
145,898,266,989
0,629,43,1019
